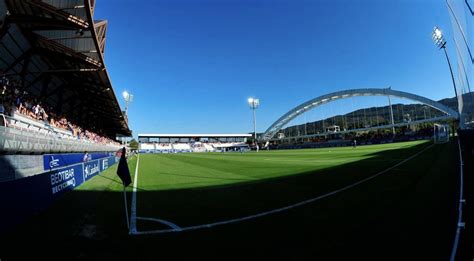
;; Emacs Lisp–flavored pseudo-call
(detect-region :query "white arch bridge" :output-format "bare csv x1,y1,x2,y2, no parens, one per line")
262,88,459,141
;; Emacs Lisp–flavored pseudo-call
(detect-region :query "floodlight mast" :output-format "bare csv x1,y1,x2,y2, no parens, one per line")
122,91,133,116
122,91,133,145
248,97,260,141
432,26,461,127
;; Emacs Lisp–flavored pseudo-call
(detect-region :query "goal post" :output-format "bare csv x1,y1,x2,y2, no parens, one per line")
434,124,449,144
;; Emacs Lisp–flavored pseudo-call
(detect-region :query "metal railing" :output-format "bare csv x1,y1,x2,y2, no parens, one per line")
0,113,121,153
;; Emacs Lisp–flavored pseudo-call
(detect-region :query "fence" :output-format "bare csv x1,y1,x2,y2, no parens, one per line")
0,113,121,153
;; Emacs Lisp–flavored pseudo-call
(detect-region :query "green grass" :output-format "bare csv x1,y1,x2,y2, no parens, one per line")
137,141,424,191
0,140,459,260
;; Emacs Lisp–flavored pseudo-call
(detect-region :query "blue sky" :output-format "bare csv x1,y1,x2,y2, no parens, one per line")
94,0,455,136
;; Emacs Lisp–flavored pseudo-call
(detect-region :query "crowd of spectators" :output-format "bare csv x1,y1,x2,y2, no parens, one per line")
0,74,119,146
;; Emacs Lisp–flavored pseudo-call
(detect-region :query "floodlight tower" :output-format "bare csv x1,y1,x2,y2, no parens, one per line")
122,91,134,116
122,91,133,145
432,26,462,127
248,97,260,141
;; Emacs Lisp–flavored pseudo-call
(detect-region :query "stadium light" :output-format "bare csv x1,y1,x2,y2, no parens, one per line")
432,26,446,49
121,91,133,146
122,91,133,116
248,97,260,142
431,26,461,126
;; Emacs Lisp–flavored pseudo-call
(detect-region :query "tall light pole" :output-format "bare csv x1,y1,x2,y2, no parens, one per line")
248,97,260,141
432,26,462,128
122,91,133,116
122,91,133,145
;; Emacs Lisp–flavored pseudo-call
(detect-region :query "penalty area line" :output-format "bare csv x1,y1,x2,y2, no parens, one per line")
131,144,434,236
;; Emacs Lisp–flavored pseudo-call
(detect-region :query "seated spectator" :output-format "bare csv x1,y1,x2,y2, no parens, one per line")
0,74,121,147
49,117,57,127
39,104,48,121
33,103,42,120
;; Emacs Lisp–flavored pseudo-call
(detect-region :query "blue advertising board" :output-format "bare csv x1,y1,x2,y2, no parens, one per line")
84,159,101,181
43,152,112,170
0,155,119,234
49,163,84,195
100,156,117,172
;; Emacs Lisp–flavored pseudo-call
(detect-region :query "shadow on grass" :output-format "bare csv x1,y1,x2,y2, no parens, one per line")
0,141,459,261
457,130,474,261
93,174,149,192
157,171,254,182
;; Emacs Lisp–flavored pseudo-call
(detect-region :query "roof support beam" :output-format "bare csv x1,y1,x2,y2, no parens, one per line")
58,5,85,11
6,14,86,31
35,35,102,67
27,68,102,74
2,48,35,73
47,36,93,41
26,0,89,28
22,71,47,91
1,0,131,137
20,53,31,89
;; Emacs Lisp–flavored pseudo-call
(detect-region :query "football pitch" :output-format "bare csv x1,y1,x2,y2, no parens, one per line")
1,140,459,260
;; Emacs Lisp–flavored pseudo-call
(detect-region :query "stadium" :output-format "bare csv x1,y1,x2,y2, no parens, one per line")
0,0,473,260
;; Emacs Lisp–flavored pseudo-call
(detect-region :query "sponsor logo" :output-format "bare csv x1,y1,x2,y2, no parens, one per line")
49,156,60,169
102,159,108,170
50,168,76,194
84,162,100,179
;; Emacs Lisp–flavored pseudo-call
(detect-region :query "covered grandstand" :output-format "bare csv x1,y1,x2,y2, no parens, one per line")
0,0,131,154
0,0,132,235
139,134,252,153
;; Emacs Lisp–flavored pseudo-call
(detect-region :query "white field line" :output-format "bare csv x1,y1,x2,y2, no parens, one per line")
130,153,140,234
263,158,352,162
450,139,465,261
131,144,433,236
262,158,405,163
137,217,182,230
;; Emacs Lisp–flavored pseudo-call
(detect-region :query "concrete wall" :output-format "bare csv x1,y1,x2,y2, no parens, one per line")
0,155,44,182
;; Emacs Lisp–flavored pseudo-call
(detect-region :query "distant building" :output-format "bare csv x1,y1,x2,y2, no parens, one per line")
138,133,252,153
325,125,340,133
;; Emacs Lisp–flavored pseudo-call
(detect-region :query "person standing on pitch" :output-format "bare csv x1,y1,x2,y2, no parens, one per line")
353,138,357,148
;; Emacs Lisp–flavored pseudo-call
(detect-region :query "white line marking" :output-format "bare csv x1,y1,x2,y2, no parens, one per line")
137,216,182,230
450,139,464,261
130,153,140,234
131,144,434,235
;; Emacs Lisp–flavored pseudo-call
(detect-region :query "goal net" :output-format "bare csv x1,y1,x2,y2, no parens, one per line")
434,124,449,144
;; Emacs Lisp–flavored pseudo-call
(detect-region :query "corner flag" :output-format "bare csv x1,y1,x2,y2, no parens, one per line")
116,147,131,187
